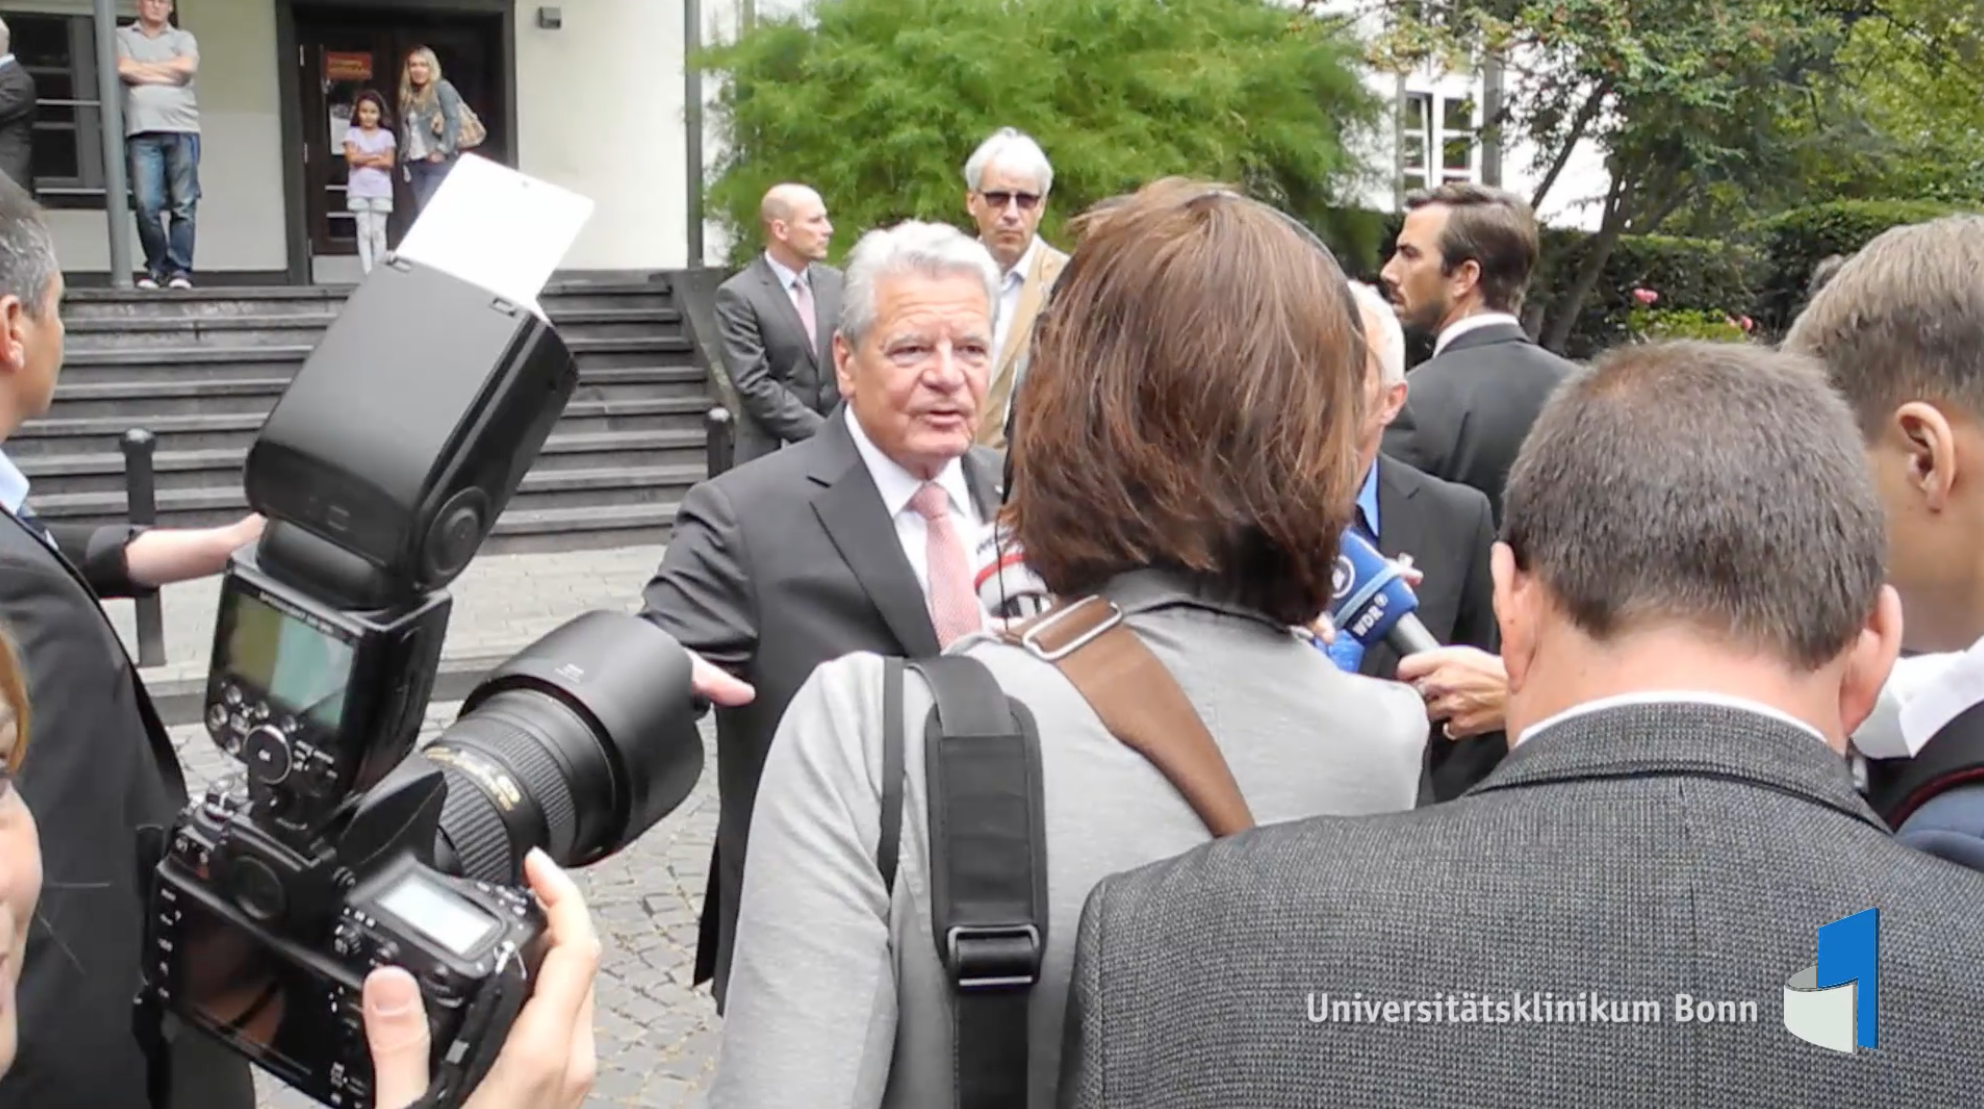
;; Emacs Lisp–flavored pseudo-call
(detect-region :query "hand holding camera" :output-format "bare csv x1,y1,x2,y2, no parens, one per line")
363,850,599,1109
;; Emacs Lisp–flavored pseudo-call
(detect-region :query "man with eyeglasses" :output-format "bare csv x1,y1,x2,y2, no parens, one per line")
963,127,1067,450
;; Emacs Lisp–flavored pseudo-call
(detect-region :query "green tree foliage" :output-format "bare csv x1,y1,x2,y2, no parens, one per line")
1827,0,1984,204
697,0,1380,265
1370,0,1854,351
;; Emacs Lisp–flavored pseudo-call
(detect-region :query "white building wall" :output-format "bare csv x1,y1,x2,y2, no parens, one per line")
515,0,687,270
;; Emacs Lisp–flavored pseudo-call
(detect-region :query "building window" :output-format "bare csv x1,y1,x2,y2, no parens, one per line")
13,13,109,210
1442,97,1476,183
1399,91,1479,197
1400,93,1430,196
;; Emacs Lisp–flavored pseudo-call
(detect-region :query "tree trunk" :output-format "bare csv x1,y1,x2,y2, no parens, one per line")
1540,178,1631,354
1527,84,1607,213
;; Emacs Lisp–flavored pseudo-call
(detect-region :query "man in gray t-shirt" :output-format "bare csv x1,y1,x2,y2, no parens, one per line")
116,0,201,288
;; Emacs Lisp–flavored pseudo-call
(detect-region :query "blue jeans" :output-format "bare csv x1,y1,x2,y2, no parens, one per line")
407,156,455,219
128,131,200,279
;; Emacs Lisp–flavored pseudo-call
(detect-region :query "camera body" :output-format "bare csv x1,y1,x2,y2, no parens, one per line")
141,257,708,1109
148,770,547,1107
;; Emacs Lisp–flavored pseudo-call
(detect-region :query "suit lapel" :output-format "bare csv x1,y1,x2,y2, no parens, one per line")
1359,459,1427,678
755,257,819,369
962,447,1003,519
807,420,943,658
993,247,1054,384
0,507,189,802
811,267,841,370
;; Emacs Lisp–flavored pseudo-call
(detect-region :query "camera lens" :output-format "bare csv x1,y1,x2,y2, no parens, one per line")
420,611,705,885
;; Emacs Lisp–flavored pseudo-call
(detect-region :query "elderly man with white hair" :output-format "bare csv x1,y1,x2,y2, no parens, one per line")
963,126,1069,448
639,220,1007,1007
1343,280,1509,803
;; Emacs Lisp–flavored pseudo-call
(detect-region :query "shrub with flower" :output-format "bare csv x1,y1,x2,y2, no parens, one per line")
1625,287,1753,343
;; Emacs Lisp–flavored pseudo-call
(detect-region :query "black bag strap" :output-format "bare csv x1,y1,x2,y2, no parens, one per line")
1864,698,1984,828
879,657,906,895
909,654,1047,1109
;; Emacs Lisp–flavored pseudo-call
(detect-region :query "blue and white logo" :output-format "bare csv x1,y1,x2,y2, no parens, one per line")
1330,555,1354,602
1783,908,1879,1053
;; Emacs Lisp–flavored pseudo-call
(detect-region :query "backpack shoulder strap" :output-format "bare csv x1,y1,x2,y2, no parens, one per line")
879,657,906,896
1005,595,1255,836
907,653,1046,1109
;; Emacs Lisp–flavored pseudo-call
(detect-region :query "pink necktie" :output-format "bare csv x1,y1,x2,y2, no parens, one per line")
791,275,818,349
909,483,981,648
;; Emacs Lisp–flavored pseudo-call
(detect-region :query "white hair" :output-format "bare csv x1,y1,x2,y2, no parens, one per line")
0,19,12,55
840,221,1001,348
963,127,1054,195
1348,281,1406,387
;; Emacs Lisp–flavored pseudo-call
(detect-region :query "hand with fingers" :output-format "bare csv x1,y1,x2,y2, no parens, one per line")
1395,646,1509,741
362,849,602,1109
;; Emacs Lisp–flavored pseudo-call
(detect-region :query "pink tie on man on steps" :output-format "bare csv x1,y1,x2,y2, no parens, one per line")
791,275,818,349
909,482,982,648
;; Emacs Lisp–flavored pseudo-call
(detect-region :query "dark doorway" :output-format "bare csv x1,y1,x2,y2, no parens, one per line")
291,6,508,260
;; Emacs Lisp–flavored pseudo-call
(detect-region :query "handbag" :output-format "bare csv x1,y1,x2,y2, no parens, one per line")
430,85,487,150
877,594,1253,1109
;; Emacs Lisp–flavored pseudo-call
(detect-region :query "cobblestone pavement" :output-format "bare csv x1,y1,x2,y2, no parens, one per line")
146,545,725,1108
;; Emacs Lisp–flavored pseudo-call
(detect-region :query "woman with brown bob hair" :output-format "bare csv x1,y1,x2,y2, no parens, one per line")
0,625,42,1080
707,180,1428,1109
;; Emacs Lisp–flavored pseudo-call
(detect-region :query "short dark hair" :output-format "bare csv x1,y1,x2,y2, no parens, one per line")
0,173,57,320
1403,183,1539,314
1502,341,1885,670
1783,216,1984,435
1006,180,1369,627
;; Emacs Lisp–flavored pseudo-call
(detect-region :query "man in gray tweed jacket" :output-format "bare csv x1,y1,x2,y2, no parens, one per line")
1060,339,1984,1107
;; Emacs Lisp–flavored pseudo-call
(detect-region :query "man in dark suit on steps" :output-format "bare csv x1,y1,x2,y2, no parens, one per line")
1342,281,1503,801
1380,183,1575,522
0,21,37,195
0,175,257,1109
1060,341,1984,1107
642,220,1004,1009
714,183,845,464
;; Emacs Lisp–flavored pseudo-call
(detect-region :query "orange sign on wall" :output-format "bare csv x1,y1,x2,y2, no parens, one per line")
324,51,372,82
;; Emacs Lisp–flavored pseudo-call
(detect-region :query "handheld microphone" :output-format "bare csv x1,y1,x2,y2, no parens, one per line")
1327,530,1441,657
974,528,1052,621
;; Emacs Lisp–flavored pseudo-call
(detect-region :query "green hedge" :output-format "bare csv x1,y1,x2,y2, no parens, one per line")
1748,199,1963,335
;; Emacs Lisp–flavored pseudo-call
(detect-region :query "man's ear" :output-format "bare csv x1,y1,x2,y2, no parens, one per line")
1893,402,1960,512
1839,584,1906,744
1491,541,1532,691
833,331,854,397
0,294,27,378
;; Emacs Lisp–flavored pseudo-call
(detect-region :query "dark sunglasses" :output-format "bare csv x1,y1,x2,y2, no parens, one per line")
980,190,1041,212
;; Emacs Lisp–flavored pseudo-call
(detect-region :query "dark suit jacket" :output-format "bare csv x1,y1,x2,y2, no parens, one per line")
714,255,844,464
0,61,35,195
640,411,1001,1006
1381,321,1576,523
1358,456,1504,801
1062,702,1984,1107
0,510,253,1109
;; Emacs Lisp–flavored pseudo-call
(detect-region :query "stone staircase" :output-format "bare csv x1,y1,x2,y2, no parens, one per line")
14,276,714,553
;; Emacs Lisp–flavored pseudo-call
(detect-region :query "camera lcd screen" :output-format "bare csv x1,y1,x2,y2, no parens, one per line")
172,895,347,1090
222,590,356,728
378,872,500,958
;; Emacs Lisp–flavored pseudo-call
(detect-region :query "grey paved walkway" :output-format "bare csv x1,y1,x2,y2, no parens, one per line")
142,545,723,1108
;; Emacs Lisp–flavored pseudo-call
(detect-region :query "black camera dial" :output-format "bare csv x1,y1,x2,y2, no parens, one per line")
241,724,294,785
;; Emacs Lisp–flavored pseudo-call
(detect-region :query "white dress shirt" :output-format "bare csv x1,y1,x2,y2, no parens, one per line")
1853,643,1984,761
1516,690,1831,748
765,251,805,295
844,407,987,599
1433,310,1524,357
991,235,1042,369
